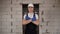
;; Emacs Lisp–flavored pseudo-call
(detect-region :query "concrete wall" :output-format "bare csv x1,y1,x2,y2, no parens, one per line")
0,0,60,34
0,0,22,34
40,0,60,34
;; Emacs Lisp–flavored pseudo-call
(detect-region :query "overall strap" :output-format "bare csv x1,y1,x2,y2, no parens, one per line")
33,12,35,17
26,12,28,16
25,13,31,20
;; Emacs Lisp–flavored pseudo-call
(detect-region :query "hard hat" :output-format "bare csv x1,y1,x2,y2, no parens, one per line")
28,3,34,7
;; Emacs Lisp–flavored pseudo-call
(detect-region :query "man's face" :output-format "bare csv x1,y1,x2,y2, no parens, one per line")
28,6,34,13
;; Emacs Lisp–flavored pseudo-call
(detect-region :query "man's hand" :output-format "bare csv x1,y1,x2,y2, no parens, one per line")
32,20,39,26
22,19,32,25
27,19,32,23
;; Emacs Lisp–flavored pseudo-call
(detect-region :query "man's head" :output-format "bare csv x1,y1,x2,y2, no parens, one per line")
28,3,34,13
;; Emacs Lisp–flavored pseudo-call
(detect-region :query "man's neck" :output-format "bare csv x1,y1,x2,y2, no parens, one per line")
29,12,33,13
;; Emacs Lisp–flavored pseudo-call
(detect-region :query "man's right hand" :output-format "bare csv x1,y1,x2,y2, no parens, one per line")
28,19,32,22
22,19,32,25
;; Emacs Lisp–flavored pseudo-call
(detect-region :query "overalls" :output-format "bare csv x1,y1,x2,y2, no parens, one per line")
25,13,37,34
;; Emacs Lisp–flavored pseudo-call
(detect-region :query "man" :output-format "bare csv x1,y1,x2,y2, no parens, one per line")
23,3,39,34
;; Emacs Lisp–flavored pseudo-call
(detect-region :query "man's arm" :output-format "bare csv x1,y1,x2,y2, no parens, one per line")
22,19,32,25
32,19,39,25
32,14,39,25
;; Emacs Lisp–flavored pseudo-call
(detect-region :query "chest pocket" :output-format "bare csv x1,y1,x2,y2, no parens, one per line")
25,13,36,21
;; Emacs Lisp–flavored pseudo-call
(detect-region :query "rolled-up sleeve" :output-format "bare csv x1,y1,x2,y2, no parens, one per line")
35,14,38,19
24,14,26,19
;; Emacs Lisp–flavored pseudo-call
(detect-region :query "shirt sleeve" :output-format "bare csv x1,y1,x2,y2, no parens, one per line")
35,14,38,19
24,14,26,19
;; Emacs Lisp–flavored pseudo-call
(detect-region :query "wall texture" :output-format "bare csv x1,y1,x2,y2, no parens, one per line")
0,0,60,34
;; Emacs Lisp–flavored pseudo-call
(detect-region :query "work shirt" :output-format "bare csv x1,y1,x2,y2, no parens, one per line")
24,13,38,21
